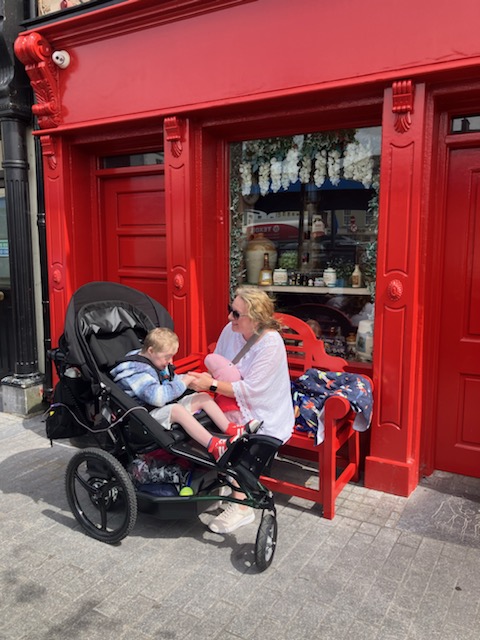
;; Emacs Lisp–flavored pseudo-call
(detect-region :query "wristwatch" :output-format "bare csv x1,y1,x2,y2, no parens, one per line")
209,379,218,392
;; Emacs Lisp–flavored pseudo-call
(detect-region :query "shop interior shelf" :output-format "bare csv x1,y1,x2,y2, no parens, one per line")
259,285,371,295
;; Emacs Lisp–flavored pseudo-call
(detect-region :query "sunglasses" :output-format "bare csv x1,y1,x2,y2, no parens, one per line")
228,304,249,320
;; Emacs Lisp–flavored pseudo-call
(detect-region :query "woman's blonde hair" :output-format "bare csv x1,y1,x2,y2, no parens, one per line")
142,327,179,353
235,286,282,332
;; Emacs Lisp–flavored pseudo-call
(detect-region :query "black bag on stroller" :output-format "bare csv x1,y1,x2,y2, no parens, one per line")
46,281,281,571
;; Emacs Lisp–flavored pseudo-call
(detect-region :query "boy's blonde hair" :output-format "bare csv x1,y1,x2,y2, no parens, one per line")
142,327,179,354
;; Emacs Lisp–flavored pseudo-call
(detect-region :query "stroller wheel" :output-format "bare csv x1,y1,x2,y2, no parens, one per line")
254,512,277,572
65,448,137,544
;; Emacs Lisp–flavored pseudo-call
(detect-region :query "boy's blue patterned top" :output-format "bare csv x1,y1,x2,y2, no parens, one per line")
110,349,187,408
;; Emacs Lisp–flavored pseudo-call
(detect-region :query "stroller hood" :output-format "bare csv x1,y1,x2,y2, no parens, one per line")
60,281,174,377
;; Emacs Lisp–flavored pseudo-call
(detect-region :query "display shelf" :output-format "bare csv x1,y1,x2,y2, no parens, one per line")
255,285,371,296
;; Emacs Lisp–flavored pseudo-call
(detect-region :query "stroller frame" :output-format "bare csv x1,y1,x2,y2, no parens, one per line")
46,282,280,571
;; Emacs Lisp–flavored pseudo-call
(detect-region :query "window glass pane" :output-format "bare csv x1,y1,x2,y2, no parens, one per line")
100,152,164,169
451,115,480,133
229,126,380,362
37,1,112,17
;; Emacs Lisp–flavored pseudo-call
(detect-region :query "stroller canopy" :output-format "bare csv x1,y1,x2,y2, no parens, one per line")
61,282,174,373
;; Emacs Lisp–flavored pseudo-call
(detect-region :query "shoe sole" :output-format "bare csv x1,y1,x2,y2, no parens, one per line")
246,420,263,434
208,510,255,534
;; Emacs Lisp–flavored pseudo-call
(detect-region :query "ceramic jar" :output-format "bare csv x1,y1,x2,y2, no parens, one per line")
323,267,337,287
356,319,374,362
245,234,277,284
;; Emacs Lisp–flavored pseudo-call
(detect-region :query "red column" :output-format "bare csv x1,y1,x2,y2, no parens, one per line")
40,134,74,350
364,81,427,496
164,117,197,357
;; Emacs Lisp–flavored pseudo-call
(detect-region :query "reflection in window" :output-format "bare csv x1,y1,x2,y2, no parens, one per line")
229,127,381,361
230,128,380,290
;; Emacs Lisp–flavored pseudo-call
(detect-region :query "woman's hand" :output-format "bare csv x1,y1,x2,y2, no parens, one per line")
186,371,212,392
181,373,195,387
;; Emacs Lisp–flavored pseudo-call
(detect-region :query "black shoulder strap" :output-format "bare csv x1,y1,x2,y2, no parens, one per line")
231,330,265,365
119,354,175,382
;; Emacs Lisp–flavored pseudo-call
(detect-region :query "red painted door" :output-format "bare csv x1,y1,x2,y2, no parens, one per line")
100,169,167,304
434,147,480,477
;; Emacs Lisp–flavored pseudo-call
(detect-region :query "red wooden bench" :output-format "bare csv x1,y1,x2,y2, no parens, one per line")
259,313,373,519
175,314,372,519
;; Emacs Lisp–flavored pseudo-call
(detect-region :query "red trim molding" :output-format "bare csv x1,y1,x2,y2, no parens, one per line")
39,134,58,169
392,79,415,133
164,116,184,158
26,0,257,46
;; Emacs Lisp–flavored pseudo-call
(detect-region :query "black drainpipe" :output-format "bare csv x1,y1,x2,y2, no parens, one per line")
34,131,52,400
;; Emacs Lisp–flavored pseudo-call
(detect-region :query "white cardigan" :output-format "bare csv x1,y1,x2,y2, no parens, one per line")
214,323,294,443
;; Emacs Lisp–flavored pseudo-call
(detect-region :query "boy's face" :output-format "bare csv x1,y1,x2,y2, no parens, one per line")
146,346,177,370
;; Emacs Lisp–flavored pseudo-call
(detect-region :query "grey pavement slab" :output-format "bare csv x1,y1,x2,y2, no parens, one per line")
0,411,479,639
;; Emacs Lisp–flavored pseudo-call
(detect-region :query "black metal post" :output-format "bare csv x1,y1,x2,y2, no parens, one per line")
34,132,52,396
1,116,40,380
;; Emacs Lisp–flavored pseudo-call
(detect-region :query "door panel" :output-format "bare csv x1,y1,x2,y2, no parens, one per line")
435,148,480,477
100,171,167,304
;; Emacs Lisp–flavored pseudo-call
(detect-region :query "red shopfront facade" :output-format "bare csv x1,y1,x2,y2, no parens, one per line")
15,0,480,496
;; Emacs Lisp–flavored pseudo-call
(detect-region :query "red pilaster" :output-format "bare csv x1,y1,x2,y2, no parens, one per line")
164,116,197,357
364,81,426,496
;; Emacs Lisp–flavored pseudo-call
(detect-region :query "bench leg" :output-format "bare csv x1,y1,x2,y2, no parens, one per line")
321,425,336,520
349,431,360,483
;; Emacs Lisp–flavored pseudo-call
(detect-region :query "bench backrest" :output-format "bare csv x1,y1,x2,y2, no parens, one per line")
274,313,347,378
174,314,348,379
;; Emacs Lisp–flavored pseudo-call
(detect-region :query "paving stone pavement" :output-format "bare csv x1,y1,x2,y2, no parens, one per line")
0,411,479,640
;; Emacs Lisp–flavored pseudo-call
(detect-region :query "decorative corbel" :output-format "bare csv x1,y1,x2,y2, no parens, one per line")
392,80,415,134
40,135,57,171
14,32,61,129
164,116,184,158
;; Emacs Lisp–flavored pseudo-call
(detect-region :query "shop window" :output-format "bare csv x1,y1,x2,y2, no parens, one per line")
36,1,114,18
229,127,381,362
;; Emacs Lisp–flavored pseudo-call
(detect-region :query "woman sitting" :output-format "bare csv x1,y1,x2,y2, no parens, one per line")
188,285,294,533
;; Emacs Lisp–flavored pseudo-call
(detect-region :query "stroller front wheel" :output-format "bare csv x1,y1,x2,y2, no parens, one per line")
254,512,278,572
65,447,137,544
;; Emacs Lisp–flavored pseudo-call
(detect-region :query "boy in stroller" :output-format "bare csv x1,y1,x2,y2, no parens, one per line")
110,327,259,461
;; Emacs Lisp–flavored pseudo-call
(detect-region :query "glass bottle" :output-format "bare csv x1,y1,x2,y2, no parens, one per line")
351,264,362,288
346,332,357,359
258,252,273,286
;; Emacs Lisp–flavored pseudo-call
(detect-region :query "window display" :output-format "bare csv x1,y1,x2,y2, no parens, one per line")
229,126,381,362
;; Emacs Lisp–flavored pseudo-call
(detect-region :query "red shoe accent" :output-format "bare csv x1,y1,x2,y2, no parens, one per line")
208,436,237,461
225,422,245,437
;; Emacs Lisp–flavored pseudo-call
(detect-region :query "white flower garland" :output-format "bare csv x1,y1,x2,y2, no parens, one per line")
299,156,312,184
313,150,327,187
270,157,282,193
239,133,375,194
258,161,270,196
239,162,252,196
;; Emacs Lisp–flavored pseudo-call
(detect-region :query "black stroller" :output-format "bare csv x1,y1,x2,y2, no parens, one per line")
46,282,281,571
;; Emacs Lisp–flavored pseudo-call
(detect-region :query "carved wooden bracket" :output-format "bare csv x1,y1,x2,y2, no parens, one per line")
392,80,414,134
14,32,61,129
164,116,184,158
40,135,57,170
